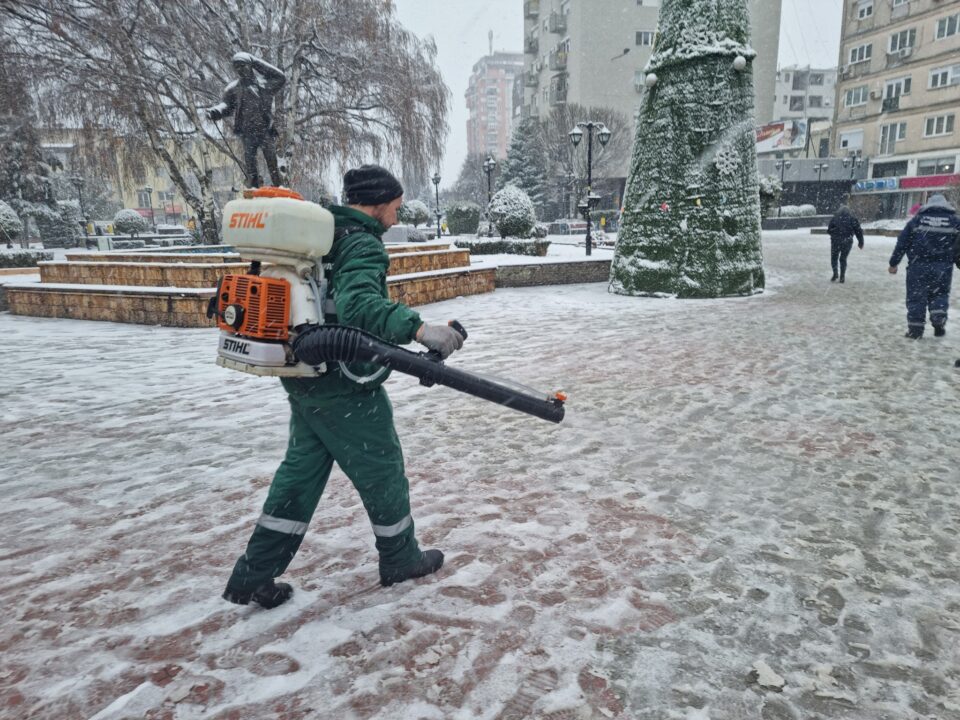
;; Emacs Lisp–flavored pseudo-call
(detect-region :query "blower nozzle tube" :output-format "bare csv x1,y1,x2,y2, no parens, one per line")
292,325,565,424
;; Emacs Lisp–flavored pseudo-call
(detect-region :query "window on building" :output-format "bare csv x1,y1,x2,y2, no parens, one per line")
782,94,788,103
929,64,960,89
636,31,654,46
810,73,824,85
937,13,959,40
879,122,907,154
809,96,823,108
917,157,956,175
137,191,151,208
889,28,916,53
784,72,791,82
891,0,909,5
857,0,873,20
924,114,955,137
849,44,872,64
845,85,869,106
885,76,912,98
872,161,908,178
789,96,806,111
839,129,864,152
792,72,808,91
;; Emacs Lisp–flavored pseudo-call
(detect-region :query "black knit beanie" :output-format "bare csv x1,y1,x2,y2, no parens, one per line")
342,165,404,206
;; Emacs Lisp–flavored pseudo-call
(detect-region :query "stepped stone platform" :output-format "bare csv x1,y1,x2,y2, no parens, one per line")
5,241,494,327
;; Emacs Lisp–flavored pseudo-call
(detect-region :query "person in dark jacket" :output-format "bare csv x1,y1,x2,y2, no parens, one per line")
206,52,286,188
222,166,465,609
889,194,960,339
827,205,865,283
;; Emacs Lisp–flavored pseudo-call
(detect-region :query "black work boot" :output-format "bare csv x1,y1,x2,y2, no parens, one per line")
223,579,294,609
839,275,845,283
905,328,924,340
380,549,445,587
934,324,946,337
830,273,838,282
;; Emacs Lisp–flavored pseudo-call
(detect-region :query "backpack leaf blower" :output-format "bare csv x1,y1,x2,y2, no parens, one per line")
212,187,566,424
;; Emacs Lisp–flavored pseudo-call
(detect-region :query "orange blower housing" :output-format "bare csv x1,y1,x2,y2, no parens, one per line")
216,273,291,341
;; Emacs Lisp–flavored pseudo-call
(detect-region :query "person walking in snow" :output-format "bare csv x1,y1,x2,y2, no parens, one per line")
888,193,960,339
826,205,864,283
222,165,465,609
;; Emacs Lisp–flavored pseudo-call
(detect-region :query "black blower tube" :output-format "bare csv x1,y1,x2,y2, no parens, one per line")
292,325,565,424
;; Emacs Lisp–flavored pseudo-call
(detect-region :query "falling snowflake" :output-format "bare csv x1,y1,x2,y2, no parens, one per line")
714,147,740,176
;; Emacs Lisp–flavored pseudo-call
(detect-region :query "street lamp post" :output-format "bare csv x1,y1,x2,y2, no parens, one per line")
775,160,792,218
482,155,497,237
431,172,442,239
70,176,88,242
842,156,863,179
813,161,829,214
143,185,156,233
569,121,612,256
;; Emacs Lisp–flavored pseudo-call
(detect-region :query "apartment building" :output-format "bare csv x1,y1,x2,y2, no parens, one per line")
834,0,960,218
465,52,525,159
774,65,839,121
520,0,782,138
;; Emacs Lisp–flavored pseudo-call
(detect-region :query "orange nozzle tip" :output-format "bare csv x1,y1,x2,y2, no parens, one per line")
554,392,568,402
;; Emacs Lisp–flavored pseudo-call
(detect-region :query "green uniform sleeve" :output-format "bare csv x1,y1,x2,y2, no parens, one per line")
332,233,422,344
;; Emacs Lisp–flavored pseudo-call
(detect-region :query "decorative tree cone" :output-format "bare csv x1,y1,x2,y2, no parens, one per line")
610,0,765,299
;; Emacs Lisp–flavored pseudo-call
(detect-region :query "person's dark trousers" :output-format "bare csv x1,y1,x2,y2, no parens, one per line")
224,387,422,597
906,261,954,334
241,133,282,187
830,237,854,279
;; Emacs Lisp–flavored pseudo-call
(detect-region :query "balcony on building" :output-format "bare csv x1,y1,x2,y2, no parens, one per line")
549,49,568,71
525,34,539,54
524,0,539,19
548,11,567,34
524,71,539,87
881,95,900,113
550,85,567,105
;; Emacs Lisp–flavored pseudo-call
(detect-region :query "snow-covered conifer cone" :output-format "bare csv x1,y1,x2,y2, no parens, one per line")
610,0,764,298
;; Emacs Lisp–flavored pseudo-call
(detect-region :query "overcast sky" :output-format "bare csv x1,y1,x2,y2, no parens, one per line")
392,0,844,189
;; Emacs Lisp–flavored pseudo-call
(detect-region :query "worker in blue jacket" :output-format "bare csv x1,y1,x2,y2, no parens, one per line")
889,194,960,338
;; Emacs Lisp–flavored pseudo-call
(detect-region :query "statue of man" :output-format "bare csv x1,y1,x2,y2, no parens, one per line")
206,52,286,188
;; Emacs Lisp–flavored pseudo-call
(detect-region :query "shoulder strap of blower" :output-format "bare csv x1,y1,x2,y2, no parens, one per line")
318,224,367,323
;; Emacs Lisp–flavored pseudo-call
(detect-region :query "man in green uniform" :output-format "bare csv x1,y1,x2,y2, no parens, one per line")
223,165,465,608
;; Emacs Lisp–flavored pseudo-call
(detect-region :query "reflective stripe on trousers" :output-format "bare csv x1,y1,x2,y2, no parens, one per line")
372,514,412,538
257,513,309,536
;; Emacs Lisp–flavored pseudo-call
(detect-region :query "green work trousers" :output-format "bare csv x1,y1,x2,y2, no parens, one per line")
225,386,421,594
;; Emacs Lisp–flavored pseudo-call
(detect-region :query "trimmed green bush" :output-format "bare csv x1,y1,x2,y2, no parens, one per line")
0,249,53,268
446,202,481,235
454,238,550,256
489,186,536,239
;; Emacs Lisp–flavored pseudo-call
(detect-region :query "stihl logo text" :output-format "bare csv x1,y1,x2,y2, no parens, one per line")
223,338,251,355
229,212,268,229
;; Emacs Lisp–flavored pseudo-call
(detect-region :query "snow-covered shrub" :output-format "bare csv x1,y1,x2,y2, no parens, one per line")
488,185,536,239
397,199,431,227
530,222,549,239
454,237,550,256
778,205,801,218
446,202,481,235
476,219,496,237
0,201,23,246
0,249,53,268
113,208,150,236
798,204,817,217
758,175,782,218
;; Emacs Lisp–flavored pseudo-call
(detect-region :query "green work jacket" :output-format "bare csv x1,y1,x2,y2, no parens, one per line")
281,205,423,401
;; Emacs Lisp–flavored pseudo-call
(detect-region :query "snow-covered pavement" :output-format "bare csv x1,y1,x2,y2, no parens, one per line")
2,230,959,719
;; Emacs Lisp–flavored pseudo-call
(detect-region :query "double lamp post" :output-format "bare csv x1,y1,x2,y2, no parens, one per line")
569,121,611,256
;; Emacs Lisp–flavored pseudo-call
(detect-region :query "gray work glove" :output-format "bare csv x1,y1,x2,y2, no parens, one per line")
416,322,464,360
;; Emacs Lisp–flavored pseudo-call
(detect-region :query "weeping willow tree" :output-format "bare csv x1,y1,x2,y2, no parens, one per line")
610,0,764,298
5,1,450,242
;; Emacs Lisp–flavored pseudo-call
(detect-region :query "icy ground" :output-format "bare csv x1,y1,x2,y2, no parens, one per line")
2,230,960,720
